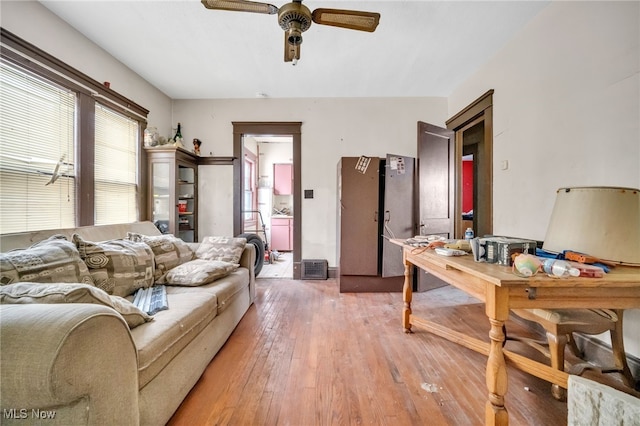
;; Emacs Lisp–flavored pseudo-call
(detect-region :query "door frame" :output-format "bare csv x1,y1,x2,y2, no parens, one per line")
232,122,302,279
446,90,494,239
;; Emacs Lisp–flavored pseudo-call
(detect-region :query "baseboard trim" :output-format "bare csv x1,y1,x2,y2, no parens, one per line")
328,267,337,279
338,275,404,293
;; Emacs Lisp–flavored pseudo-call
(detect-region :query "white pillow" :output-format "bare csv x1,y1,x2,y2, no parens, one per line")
156,259,238,286
196,236,246,264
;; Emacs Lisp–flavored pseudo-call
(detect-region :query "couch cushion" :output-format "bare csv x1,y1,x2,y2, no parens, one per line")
73,234,155,297
205,268,250,314
130,286,218,388
0,282,152,329
167,267,249,315
196,236,246,264
0,235,94,286
130,267,250,387
126,233,193,281
156,259,238,287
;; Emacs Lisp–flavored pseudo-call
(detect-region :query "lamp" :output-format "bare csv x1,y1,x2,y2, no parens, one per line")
542,186,640,265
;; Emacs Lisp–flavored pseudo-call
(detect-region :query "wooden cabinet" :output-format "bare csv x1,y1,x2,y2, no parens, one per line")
337,157,380,276
337,155,415,292
145,146,198,242
271,217,293,251
273,163,293,195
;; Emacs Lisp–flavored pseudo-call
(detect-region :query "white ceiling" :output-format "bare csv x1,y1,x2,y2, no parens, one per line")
40,0,549,99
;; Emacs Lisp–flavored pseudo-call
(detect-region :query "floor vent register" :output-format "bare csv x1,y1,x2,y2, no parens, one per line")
301,259,328,280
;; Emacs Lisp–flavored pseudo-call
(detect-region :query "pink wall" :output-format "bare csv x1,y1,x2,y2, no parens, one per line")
462,160,474,213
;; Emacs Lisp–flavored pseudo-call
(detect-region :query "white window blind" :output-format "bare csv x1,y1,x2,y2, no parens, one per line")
0,61,76,233
94,104,138,225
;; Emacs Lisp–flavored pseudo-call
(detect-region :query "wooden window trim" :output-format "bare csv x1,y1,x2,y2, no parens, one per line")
1,27,148,227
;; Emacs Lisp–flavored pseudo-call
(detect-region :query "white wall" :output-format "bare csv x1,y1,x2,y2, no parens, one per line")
448,1,640,356
171,98,448,265
1,1,172,130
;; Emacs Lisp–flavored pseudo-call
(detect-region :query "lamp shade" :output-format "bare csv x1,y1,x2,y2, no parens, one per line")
542,187,640,265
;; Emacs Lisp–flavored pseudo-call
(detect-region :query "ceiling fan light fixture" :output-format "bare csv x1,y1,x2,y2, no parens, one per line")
284,34,301,64
286,24,303,45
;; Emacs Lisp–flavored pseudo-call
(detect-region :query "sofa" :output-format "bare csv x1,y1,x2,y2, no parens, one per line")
0,221,255,425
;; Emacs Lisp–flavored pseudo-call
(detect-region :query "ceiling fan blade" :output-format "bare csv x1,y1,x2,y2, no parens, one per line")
284,33,300,63
201,0,278,15
311,8,380,32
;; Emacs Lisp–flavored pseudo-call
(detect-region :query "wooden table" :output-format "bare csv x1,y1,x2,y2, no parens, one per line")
394,240,640,426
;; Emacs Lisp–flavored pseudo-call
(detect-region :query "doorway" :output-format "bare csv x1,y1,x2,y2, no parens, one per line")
446,90,493,239
248,135,293,278
232,122,303,279
413,92,493,292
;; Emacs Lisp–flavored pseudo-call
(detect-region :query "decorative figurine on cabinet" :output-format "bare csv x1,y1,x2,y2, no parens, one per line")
172,123,184,148
192,138,202,156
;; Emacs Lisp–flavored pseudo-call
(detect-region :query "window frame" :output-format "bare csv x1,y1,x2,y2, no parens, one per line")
243,152,258,231
0,28,149,228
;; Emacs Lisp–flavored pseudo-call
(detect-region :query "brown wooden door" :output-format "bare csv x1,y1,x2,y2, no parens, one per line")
338,157,380,276
417,122,455,291
382,154,415,277
418,122,455,238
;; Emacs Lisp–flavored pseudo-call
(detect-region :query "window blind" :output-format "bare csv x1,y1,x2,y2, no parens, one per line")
0,61,76,233
94,104,138,225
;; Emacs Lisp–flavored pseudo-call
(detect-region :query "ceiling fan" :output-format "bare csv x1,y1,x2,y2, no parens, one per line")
201,0,380,64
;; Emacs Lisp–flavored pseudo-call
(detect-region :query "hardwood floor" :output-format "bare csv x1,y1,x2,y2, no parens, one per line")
259,252,293,278
168,278,572,425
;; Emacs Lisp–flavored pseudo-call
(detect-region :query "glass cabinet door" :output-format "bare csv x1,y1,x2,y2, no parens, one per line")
146,146,199,242
151,162,171,234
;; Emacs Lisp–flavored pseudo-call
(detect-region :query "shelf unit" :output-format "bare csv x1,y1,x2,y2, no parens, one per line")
145,146,198,242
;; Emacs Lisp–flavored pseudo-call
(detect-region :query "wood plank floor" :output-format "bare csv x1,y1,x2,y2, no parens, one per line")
168,278,573,425
259,252,293,278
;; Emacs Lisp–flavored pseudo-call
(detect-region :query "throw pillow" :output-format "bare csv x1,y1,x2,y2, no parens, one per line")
196,236,247,264
126,233,193,281
72,235,155,297
156,259,239,286
0,282,153,329
0,235,94,286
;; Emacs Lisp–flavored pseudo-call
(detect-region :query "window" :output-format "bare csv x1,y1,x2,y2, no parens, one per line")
0,29,148,233
0,62,77,233
94,104,139,225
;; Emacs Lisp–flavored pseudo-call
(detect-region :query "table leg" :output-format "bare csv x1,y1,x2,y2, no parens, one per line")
485,317,509,425
403,260,413,333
